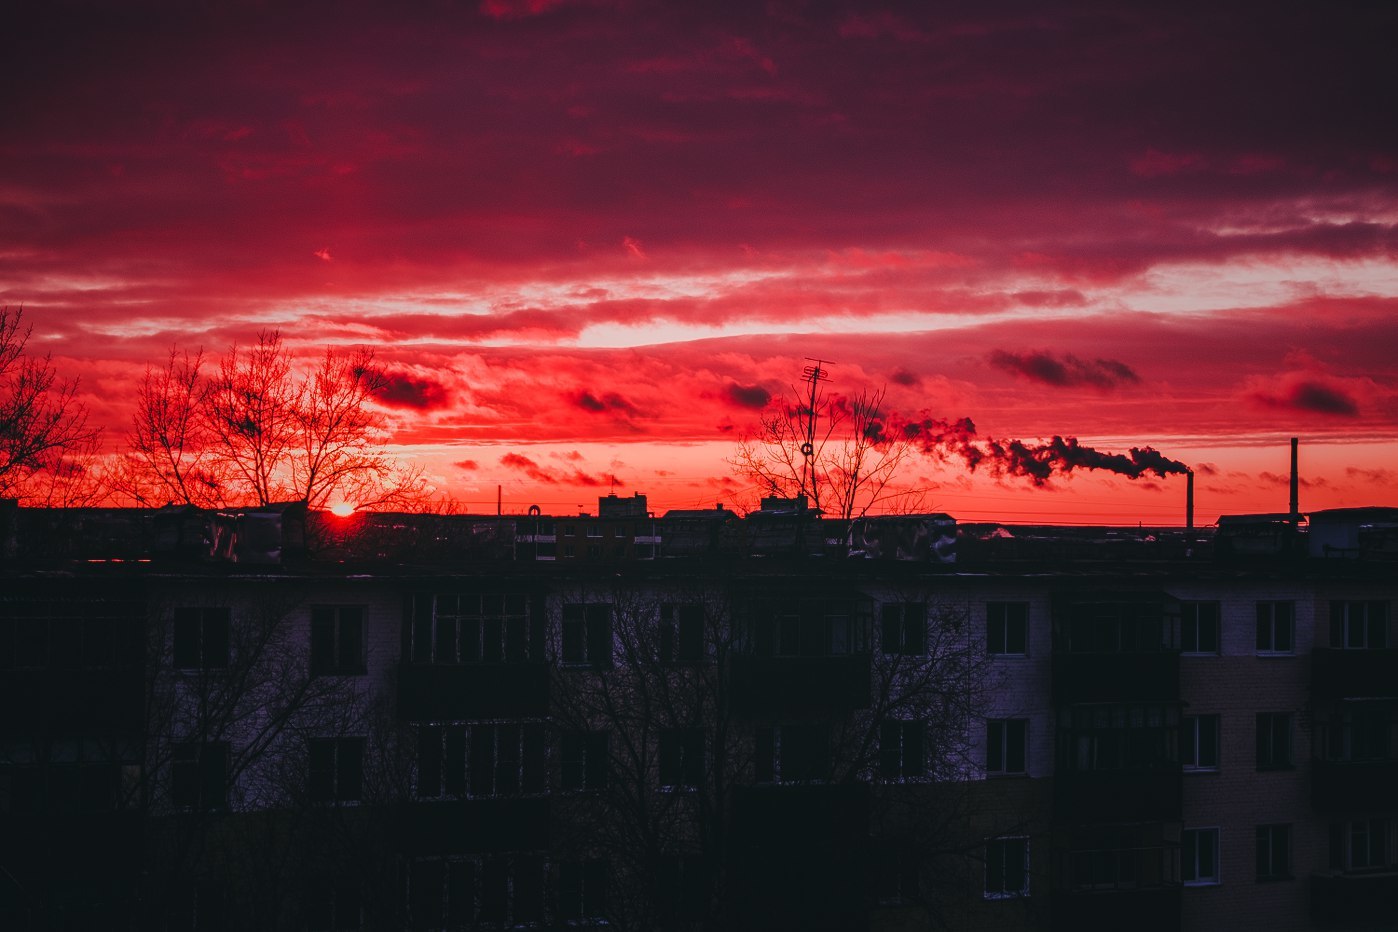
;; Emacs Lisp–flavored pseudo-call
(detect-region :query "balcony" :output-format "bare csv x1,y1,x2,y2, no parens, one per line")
398,797,549,854
1052,652,1180,704
1051,886,1180,932
1054,770,1182,823
1312,649,1398,700
1311,872,1398,925
1311,758,1398,811
728,654,870,718
0,668,144,733
396,663,549,720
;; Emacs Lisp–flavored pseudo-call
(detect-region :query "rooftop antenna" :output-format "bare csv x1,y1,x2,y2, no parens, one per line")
799,359,830,504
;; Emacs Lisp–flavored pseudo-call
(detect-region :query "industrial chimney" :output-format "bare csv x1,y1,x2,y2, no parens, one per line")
1186,469,1194,531
1289,437,1299,520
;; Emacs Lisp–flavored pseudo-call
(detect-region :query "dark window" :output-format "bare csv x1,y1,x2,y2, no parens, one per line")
309,737,364,803
561,731,609,792
1256,824,1292,880
414,592,534,664
1256,602,1294,654
1321,710,1392,762
987,602,1028,655
562,603,612,668
1256,713,1293,770
311,606,365,675
1330,818,1395,871
558,859,608,922
1183,715,1220,771
173,607,229,669
1181,602,1220,654
881,603,926,655
1059,703,1179,772
659,728,704,789
1331,601,1389,649
410,856,543,930
172,742,228,810
660,603,704,663
1182,828,1220,884
879,719,926,780
873,841,920,903
754,723,829,783
987,719,1027,775
658,854,708,919
307,879,361,932
416,723,545,798
985,838,1028,897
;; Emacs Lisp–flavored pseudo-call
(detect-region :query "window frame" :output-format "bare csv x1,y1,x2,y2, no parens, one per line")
172,607,230,670
1255,601,1295,655
1182,827,1221,886
408,854,544,929
310,604,367,676
987,601,1029,656
658,727,705,791
878,719,927,781
1330,818,1396,873
1255,823,1292,881
986,718,1028,776
171,741,229,811
557,858,608,923
562,603,613,669
308,736,365,805
415,721,547,799
754,722,830,784
1330,601,1390,650
659,603,704,664
880,602,927,656
560,730,609,793
1256,712,1294,771
1182,714,1220,772
984,836,1029,899
1180,601,1221,655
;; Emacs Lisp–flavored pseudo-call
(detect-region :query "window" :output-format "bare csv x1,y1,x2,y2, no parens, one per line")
660,603,703,664
1330,818,1396,872
1059,703,1178,772
173,607,229,669
558,859,608,922
309,737,364,804
1255,601,1294,654
410,593,535,664
172,742,228,810
985,837,1028,898
1321,710,1392,762
1255,824,1292,881
416,723,546,798
561,731,609,792
754,723,829,783
311,605,365,675
1331,601,1389,649
1181,602,1220,654
585,524,603,539
879,719,926,780
659,728,704,789
1182,828,1220,885
1256,713,1293,770
881,602,926,655
658,854,708,919
986,719,1027,776
307,879,361,931
408,855,544,930
987,602,1028,655
1182,715,1220,771
562,603,612,668
873,841,920,904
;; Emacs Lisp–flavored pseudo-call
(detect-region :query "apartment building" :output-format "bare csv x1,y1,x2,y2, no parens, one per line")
0,499,1394,930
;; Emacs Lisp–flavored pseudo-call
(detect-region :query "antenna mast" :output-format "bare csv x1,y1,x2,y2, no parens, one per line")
799,359,829,504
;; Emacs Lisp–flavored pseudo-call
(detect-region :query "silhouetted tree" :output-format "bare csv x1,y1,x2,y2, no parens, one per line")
0,307,97,503
730,380,925,521
119,331,425,510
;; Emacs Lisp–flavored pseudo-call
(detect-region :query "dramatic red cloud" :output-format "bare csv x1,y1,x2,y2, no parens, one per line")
4,2,1397,522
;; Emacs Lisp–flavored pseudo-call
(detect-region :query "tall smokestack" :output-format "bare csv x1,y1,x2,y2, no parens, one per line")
1289,437,1299,519
1186,469,1194,530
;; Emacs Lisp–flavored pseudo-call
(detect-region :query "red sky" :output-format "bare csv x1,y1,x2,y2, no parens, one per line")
5,1,1397,523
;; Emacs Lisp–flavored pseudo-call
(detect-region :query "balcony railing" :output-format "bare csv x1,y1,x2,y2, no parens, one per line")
728,654,870,717
1311,758,1398,811
399,797,549,854
1311,871,1398,924
1052,652,1180,704
1051,886,1180,932
1053,769,1182,822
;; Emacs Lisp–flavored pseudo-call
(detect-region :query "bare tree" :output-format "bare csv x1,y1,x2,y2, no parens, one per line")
120,331,426,510
111,348,227,507
731,378,925,521
0,307,97,503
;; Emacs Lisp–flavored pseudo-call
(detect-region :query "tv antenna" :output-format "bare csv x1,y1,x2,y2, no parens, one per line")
799,359,830,501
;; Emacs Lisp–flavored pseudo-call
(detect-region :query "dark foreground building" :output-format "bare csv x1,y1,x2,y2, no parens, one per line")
1,497,1395,931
